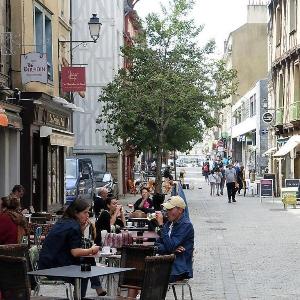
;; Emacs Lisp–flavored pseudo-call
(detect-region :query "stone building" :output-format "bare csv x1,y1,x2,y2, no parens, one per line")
267,0,300,192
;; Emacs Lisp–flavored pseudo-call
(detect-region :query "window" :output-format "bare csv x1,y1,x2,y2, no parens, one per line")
276,5,282,45
290,0,297,33
34,5,53,81
294,63,300,103
250,94,256,117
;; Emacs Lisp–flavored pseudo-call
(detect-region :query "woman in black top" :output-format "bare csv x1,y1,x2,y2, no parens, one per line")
39,199,106,297
94,197,125,245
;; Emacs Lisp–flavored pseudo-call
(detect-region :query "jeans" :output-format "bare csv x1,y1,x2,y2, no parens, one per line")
226,182,236,201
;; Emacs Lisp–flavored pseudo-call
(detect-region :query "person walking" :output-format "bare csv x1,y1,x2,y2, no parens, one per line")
215,169,222,196
225,164,237,203
208,171,217,196
219,166,226,195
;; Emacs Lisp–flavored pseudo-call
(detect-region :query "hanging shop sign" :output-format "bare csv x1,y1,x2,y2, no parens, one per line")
61,67,86,92
21,52,48,84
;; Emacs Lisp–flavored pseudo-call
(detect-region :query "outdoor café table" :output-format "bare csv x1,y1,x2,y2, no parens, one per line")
127,217,148,227
128,230,159,245
28,265,133,300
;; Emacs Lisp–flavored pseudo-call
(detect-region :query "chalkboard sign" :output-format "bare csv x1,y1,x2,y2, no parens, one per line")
285,179,300,199
285,179,300,187
260,179,273,197
264,173,276,196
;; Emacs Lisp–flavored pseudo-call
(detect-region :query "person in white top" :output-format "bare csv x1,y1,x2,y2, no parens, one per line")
214,169,222,196
208,171,217,196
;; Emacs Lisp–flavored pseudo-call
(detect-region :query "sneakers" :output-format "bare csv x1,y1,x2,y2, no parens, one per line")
232,199,236,202
228,200,231,203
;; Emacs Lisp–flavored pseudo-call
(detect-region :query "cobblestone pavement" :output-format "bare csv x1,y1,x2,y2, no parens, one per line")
40,168,300,299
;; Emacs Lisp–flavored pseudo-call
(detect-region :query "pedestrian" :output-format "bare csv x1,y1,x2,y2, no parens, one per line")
215,169,222,196
238,166,246,197
202,163,209,184
219,166,226,195
225,164,237,203
208,171,217,196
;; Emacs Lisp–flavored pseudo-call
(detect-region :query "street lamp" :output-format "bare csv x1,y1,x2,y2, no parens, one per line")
88,14,102,42
59,13,102,49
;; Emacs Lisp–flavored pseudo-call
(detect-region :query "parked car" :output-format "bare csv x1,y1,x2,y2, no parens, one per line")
65,157,96,205
94,171,118,198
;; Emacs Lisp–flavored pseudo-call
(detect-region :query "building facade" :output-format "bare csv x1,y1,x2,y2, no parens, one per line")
218,4,268,171
0,0,23,198
268,0,300,192
9,0,74,211
72,0,124,194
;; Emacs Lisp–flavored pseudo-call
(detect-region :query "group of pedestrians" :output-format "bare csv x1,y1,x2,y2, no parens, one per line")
203,159,246,203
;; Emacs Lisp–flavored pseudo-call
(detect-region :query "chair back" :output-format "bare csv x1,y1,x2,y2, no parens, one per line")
140,254,175,300
0,255,31,300
0,243,28,257
119,245,155,289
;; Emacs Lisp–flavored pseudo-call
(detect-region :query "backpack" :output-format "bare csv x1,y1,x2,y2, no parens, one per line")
203,165,209,172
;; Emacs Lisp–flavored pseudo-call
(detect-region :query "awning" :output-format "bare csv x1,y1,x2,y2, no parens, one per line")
273,135,300,157
262,147,277,156
40,126,74,147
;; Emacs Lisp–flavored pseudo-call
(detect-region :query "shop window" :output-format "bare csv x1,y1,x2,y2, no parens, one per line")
276,5,282,45
290,0,297,33
34,4,53,81
250,94,256,117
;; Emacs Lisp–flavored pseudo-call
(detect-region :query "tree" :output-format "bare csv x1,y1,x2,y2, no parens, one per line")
98,0,237,193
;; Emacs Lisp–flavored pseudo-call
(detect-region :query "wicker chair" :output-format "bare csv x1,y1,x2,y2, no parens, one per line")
118,245,155,290
95,254,175,300
0,255,63,300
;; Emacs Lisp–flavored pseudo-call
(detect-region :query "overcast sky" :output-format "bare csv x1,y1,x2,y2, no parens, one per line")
135,0,267,56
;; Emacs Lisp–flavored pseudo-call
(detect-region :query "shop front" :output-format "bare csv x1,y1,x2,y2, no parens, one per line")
20,92,73,212
0,100,23,198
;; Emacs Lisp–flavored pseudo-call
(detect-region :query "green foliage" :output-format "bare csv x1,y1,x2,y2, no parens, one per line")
99,0,237,155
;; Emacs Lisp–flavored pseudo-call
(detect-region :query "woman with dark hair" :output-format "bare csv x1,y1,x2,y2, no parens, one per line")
38,198,106,297
0,196,28,244
133,187,154,213
94,197,125,246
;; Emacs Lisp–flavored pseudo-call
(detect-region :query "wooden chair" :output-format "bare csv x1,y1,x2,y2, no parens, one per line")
94,254,175,300
118,245,155,291
0,255,63,300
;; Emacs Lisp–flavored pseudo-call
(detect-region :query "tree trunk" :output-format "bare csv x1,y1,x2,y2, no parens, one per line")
155,135,163,194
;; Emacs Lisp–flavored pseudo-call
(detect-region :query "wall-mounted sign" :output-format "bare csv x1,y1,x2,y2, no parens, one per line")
21,52,48,84
262,112,273,123
61,67,86,92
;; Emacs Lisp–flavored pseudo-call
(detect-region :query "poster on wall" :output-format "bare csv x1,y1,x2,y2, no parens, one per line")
21,52,48,84
61,67,86,92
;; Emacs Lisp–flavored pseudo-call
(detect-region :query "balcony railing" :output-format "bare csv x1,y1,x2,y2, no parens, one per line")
290,101,300,121
275,107,283,125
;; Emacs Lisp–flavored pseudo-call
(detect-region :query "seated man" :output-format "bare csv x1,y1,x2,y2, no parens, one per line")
94,187,109,218
154,196,194,282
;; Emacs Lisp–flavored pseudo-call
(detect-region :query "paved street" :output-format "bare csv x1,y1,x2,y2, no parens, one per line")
41,167,300,299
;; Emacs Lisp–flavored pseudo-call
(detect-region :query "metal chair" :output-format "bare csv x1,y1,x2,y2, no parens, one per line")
0,254,63,300
169,279,193,300
28,245,73,299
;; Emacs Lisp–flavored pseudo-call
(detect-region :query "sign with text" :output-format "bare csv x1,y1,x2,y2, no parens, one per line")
260,179,273,198
21,52,47,84
285,179,300,199
61,67,86,92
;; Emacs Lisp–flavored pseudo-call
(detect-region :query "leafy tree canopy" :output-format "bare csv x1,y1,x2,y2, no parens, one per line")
99,0,237,158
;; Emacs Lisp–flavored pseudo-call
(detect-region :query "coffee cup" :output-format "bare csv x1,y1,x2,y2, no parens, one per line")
102,246,110,254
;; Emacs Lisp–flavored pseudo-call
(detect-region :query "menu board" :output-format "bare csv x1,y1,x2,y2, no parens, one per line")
260,179,273,197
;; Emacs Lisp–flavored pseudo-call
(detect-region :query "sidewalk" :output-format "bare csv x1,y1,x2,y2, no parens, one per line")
40,176,300,299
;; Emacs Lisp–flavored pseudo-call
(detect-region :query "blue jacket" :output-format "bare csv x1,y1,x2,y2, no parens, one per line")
155,214,194,278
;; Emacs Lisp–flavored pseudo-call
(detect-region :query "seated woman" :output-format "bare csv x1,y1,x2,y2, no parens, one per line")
94,197,125,246
38,198,106,298
0,196,28,245
133,187,154,214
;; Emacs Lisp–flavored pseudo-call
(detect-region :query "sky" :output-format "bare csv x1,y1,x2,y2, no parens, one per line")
135,0,267,56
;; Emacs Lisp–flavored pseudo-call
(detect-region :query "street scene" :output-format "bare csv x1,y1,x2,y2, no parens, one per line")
1,0,300,299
